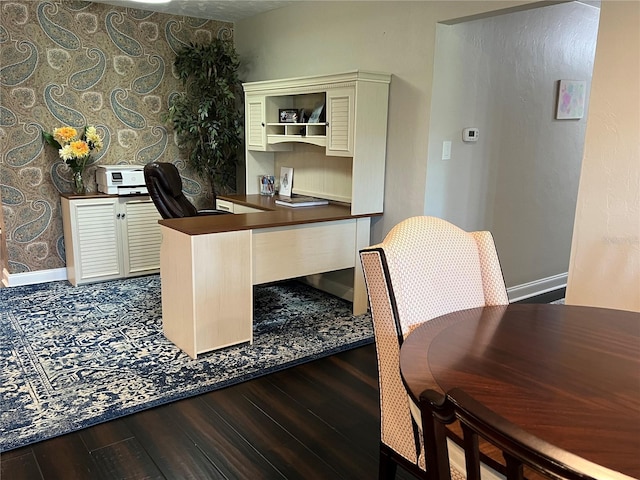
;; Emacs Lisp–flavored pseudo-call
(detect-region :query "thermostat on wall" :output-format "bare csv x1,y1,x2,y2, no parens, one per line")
462,127,479,142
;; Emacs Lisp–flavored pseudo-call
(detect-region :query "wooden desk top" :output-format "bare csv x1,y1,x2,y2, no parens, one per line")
159,194,378,235
399,304,640,479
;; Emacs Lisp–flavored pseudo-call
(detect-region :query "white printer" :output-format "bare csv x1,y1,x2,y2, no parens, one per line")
96,165,148,195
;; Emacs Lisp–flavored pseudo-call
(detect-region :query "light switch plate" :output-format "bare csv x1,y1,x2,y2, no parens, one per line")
442,141,452,160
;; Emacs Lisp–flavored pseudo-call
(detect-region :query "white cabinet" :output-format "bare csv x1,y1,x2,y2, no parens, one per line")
243,71,390,215
61,195,162,286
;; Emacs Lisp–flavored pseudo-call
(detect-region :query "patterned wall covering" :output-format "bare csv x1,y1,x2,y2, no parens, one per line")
0,1,233,275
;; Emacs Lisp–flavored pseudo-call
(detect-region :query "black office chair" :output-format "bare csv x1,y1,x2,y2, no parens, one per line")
143,162,229,219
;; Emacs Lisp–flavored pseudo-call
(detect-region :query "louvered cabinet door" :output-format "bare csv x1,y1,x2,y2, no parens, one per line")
326,87,355,157
246,95,266,151
68,197,122,285
61,195,162,286
119,198,161,277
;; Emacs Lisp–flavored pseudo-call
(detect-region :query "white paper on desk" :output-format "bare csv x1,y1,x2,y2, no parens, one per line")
279,166,293,196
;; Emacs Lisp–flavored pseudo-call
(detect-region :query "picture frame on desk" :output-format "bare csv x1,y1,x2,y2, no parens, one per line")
279,166,293,197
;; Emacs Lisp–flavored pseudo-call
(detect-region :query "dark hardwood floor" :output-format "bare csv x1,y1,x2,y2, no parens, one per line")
2,288,565,480
0,344,415,480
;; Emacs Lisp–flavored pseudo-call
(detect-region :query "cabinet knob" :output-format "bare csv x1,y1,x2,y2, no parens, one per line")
261,122,265,127
116,213,121,219
121,213,125,219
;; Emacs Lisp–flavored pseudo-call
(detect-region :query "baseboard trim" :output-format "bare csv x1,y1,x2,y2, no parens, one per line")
1,267,566,303
2,267,68,287
507,272,567,303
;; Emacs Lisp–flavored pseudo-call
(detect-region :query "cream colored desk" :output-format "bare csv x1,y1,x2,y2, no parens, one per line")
159,195,377,358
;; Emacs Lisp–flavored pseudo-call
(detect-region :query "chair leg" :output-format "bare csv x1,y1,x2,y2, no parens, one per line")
379,444,398,480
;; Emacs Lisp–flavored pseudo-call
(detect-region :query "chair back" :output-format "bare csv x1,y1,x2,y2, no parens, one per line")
420,388,627,480
359,216,508,470
144,162,198,219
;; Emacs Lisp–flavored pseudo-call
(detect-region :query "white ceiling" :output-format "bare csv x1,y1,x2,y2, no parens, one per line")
92,0,298,22
92,1,601,25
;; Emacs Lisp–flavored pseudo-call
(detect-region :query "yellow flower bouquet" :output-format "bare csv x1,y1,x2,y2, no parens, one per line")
43,125,103,194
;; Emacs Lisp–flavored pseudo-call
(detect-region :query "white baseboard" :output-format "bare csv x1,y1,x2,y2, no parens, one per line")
303,270,567,305
1,266,566,304
2,267,68,287
507,272,567,303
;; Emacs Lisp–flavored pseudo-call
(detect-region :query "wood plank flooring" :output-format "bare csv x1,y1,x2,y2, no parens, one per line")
1,344,416,480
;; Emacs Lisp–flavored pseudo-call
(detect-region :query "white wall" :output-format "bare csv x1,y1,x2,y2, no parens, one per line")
566,1,640,312
427,2,599,287
235,0,592,292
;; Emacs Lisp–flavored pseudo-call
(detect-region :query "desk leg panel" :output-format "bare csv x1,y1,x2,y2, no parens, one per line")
160,227,197,358
192,230,253,355
160,227,253,358
353,217,371,315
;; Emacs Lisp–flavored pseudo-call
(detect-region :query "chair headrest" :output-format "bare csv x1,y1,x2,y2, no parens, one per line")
143,162,199,219
144,162,183,197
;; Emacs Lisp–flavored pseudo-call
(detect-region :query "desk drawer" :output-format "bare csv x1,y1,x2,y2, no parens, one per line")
234,204,264,214
215,199,234,213
216,199,264,214
252,219,356,284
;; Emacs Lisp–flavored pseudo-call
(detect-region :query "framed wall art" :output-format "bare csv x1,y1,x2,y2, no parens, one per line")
556,80,586,120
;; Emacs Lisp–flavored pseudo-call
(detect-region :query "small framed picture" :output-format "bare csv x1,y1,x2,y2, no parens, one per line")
279,109,299,123
279,166,293,197
556,80,586,120
259,175,275,196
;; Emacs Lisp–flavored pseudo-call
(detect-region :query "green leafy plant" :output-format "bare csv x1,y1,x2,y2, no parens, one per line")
167,40,243,201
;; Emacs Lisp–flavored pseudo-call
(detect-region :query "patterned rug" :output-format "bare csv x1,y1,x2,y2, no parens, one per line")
0,275,373,452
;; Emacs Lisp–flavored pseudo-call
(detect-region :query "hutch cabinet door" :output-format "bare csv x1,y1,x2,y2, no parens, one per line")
246,95,267,151
326,87,355,157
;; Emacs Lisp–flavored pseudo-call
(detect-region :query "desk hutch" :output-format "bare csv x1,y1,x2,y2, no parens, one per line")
241,70,390,215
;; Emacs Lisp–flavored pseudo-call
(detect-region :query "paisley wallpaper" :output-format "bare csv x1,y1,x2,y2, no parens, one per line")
0,1,233,274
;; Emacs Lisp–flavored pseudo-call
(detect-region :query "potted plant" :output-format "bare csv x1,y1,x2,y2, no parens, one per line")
167,40,243,203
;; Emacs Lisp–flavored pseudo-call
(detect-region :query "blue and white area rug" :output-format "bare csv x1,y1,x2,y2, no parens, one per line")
0,276,373,452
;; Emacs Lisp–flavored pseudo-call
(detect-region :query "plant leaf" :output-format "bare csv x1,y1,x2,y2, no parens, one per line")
42,131,61,150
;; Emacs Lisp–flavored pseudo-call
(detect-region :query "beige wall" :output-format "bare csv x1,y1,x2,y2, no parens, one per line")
236,1,539,248
236,0,599,295
566,1,640,312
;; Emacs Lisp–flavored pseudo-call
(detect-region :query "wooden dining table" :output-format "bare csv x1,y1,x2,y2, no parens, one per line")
399,303,640,479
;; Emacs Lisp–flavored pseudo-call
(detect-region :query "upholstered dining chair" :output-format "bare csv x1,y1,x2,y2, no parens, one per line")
359,216,509,479
143,161,229,219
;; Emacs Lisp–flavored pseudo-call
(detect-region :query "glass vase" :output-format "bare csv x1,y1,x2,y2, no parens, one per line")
72,170,86,194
